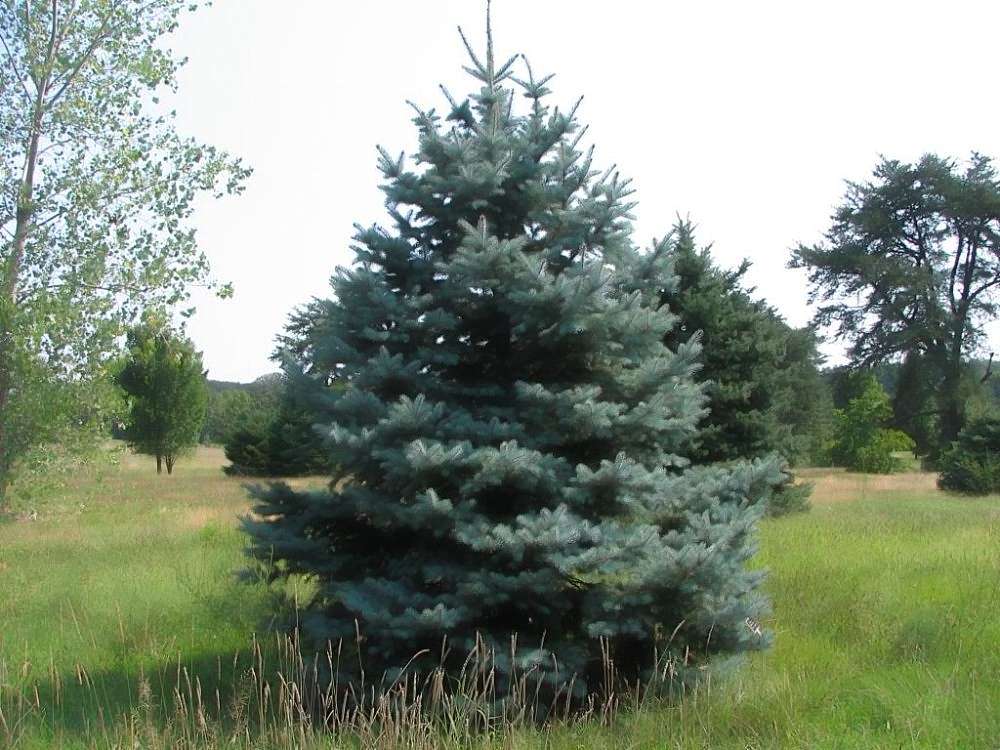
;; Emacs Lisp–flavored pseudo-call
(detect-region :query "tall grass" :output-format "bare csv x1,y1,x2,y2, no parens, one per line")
2,625,706,749
2,448,999,748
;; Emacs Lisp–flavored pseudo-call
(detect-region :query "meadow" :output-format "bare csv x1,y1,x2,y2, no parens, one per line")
1,448,999,749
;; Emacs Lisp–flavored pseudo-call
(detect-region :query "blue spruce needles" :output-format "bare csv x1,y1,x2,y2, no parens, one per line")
245,21,779,705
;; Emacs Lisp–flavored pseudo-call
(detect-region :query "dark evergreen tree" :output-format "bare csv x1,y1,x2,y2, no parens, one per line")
659,222,831,467
245,24,778,700
769,327,835,466
223,377,331,477
223,427,271,476
890,352,939,456
660,223,776,463
938,416,1000,494
222,307,339,477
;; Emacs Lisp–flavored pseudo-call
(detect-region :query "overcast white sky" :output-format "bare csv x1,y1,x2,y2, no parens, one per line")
168,0,1000,383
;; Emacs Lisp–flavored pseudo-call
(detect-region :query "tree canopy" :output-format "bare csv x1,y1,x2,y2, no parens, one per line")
222,373,332,477
0,0,249,503
116,324,207,474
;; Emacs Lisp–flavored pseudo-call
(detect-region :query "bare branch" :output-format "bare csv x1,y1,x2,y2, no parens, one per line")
980,353,994,384
51,0,83,57
968,275,1000,302
948,232,964,314
47,0,58,67
23,279,153,299
0,28,35,102
45,11,112,105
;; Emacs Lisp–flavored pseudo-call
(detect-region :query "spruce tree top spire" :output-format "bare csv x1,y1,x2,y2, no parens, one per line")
247,14,777,704
458,0,503,87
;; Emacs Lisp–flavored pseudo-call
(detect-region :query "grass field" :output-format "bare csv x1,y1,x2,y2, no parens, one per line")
1,447,999,748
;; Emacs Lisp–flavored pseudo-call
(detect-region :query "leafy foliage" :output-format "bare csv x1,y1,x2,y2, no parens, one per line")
0,0,249,503
116,324,208,474
831,375,915,473
4,425,122,513
202,378,282,445
937,417,1000,495
0,349,122,495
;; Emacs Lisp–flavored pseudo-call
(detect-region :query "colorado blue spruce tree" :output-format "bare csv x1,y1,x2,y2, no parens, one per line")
246,21,778,701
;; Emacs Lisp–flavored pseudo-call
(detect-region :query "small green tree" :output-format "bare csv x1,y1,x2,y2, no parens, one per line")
223,380,331,477
938,417,1000,495
116,324,208,474
831,375,915,473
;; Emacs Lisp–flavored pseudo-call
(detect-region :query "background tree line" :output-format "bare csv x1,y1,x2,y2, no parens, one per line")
3,4,995,504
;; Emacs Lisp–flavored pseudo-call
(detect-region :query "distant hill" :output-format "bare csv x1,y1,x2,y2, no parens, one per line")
207,373,284,397
201,374,285,445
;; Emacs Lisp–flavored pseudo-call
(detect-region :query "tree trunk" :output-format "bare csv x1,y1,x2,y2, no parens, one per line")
938,377,965,447
156,455,163,474
4,120,43,298
938,333,967,448
0,471,10,513
0,338,10,511
892,352,935,454
0,304,10,509
0,80,49,509
165,456,174,475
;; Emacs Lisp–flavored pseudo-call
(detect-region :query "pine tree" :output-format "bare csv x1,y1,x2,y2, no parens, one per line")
661,221,829,466
938,416,1000,494
223,378,332,477
245,21,777,701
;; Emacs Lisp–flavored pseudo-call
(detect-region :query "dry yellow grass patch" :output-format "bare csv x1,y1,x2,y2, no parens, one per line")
113,446,329,532
3,522,87,545
118,445,231,473
800,468,939,504
178,504,242,530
